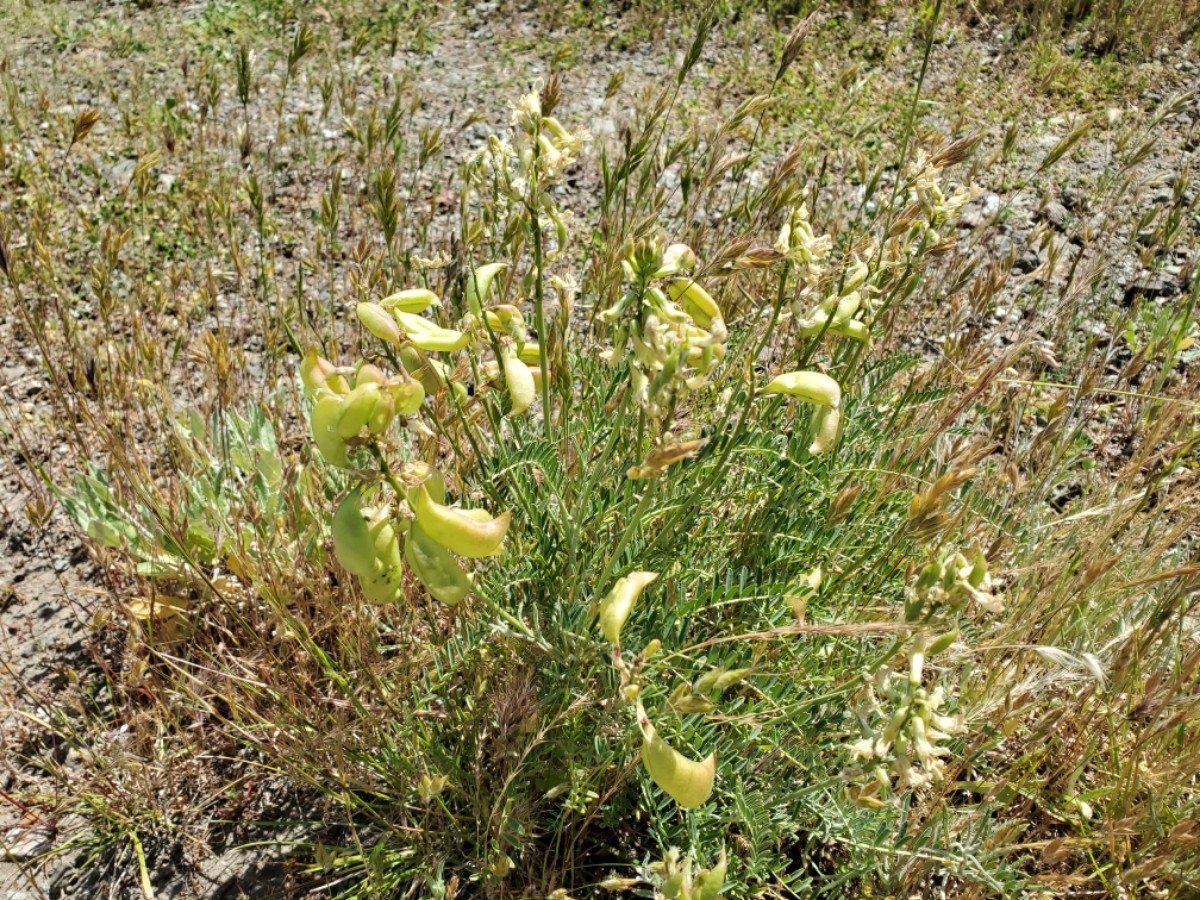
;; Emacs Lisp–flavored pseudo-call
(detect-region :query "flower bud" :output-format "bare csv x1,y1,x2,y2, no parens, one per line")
667,278,721,329
394,311,470,352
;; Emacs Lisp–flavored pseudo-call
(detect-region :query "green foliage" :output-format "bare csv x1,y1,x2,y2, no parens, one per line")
3,0,1197,897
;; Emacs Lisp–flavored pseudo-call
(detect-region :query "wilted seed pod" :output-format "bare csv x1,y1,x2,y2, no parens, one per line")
405,520,473,606
310,394,351,467
412,485,511,558
357,302,402,345
501,346,536,416
398,345,445,396
336,382,382,440
380,287,439,313
331,490,378,577
638,703,716,809
464,262,508,315
667,278,721,329
299,347,335,395
399,461,446,507
761,370,841,408
598,571,658,645
394,311,470,352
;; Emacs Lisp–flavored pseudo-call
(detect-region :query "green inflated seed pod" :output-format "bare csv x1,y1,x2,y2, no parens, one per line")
310,394,351,467
404,521,473,606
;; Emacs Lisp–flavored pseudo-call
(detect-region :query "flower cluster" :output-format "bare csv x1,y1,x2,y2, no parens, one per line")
778,203,875,344
844,544,1001,801
845,646,968,794
601,238,727,421
464,86,589,265
887,148,977,261
906,543,1002,622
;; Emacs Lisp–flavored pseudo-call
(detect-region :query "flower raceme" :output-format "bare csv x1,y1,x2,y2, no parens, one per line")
602,238,727,421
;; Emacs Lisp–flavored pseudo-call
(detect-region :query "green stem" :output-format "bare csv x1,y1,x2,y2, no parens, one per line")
529,195,553,440
567,397,629,599
594,478,659,597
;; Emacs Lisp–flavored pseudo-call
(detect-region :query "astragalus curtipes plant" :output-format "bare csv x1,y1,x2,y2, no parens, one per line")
284,57,1012,892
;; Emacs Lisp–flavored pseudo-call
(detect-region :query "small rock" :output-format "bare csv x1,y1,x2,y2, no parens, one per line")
1013,247,1041,274
959,203,984,228
1061,186,1087,210
1039,200,1069,229
590,116,617,140
1123,272,1180,303
104,157,137,190
2,827,54,861
982,193,1002,216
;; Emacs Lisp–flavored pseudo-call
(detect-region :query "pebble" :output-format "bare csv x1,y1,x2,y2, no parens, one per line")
1,827,54,861
1061,186,1087,210
1014,247,1041,274
1039,200,1068,229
